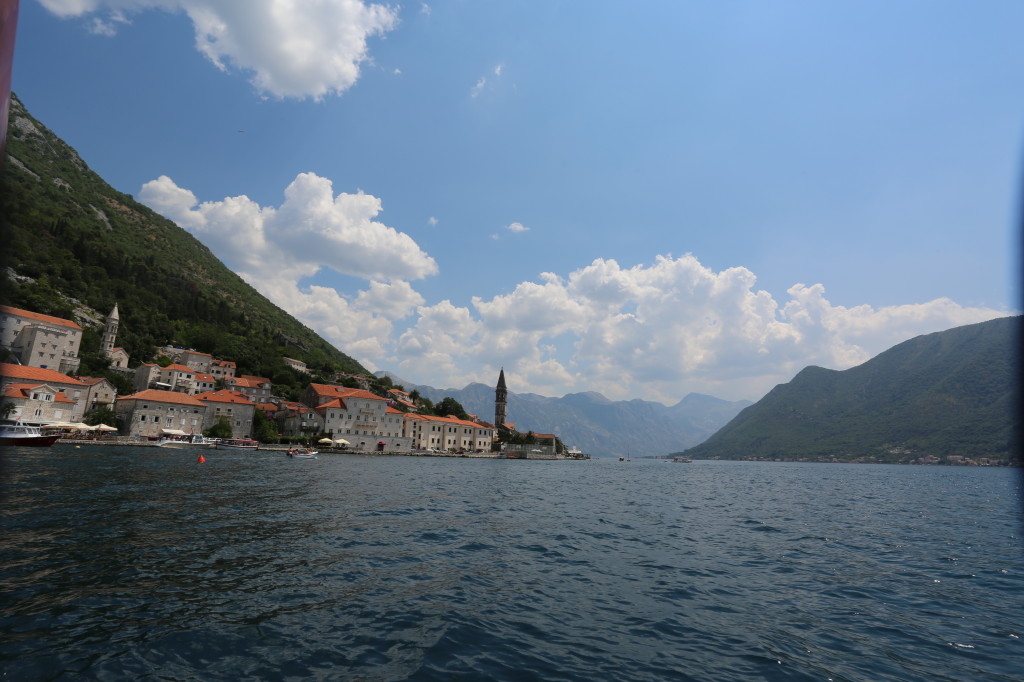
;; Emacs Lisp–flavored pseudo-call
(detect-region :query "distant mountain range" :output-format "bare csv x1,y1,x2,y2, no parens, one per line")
378,372,751,458
682,316,1020,464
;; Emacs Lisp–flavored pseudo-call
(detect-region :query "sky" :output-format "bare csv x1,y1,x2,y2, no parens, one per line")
11,0,1023,403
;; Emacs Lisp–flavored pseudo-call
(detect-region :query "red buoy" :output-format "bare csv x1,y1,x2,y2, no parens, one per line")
198,454,206,463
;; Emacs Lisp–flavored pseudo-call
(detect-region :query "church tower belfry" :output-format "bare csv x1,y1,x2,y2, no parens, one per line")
494,368,507,428
101,304,119,355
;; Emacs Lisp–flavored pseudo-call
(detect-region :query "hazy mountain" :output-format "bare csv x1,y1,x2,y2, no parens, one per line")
379,372,751,458
682,316,1020,463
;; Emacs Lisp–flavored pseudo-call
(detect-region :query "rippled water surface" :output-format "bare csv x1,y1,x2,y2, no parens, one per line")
2,448,1022,680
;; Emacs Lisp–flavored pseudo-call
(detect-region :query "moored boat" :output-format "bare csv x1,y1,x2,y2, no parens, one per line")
0,421,61,447
156,433,215,448
287,448,318,459
216,438,259,450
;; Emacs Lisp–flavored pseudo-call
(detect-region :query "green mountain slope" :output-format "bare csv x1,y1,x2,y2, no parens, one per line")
0,93,366,386
683,316,1020,464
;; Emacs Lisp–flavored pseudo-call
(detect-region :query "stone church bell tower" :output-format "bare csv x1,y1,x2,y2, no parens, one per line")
101,303,119,355
494,368,507,428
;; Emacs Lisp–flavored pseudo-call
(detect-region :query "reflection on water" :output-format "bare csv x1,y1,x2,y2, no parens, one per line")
1,448,1022,680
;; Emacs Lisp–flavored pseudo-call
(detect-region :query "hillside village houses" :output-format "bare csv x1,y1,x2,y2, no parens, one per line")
2,305,543,454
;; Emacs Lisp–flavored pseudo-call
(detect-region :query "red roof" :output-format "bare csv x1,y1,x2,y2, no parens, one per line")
404,413,495,430
309,383,384,402
3,383,75,402
0,305,82,330
117,389,205,406
195,389,255,405
163,364,195,374
1,363,85,386
72,376,112,387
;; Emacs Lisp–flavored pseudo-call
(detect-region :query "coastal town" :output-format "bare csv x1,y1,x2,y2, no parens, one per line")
0,304,583,459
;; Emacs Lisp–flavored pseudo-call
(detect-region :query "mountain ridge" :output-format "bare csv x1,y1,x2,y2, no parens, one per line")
1,93,367,394
377,371,751,458
682,316,1020,463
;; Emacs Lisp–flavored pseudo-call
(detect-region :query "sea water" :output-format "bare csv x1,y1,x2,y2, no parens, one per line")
1,448,1021,680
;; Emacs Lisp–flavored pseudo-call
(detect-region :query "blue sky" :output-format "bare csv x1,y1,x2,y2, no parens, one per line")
12,0,1022,402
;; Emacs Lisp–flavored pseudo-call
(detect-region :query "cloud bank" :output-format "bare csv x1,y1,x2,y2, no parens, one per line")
140,175,1010,403
39,0,399,98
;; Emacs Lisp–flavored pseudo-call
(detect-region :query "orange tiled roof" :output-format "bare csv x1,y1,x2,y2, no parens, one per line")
1,363,85,385
404,413,494,429
196,389,255,405
194,372,215,383
117,389,206,406
0,305,82,330
309,383,384,402
315,398,346,412
72,376,111,386
162,364,195,374
3,383,76,403
241,375,270,385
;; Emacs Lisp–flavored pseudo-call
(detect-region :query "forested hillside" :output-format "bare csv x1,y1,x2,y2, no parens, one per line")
682,316,1020,464
0,93,366,393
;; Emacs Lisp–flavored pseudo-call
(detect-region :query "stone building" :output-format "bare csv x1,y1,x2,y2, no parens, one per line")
0,363,87,422
114,388,207,438
196,389,256,439
403,413,497,452
73,376,118,412
1,382,77,423
304,383,413,451
0,305,82,374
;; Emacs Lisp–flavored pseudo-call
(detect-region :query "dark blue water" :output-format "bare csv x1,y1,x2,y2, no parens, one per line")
1,448,1021,681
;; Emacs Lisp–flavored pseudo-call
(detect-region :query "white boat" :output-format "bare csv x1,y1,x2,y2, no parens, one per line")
156,433,215,449
287,449,318,459
216,438,259,450
0,421,61,447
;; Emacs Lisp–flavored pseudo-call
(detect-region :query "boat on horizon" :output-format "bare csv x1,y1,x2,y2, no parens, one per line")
0,421,61,447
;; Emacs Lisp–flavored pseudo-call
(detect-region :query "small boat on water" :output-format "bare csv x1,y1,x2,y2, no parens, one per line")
156,433,215,449
216,438,259,451
0,421,61,447
287,448,318,459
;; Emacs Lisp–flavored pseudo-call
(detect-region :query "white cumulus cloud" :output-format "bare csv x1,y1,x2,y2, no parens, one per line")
392,255,1011,402
38,0,399,99
136,172,1012,401
140,172,437,367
